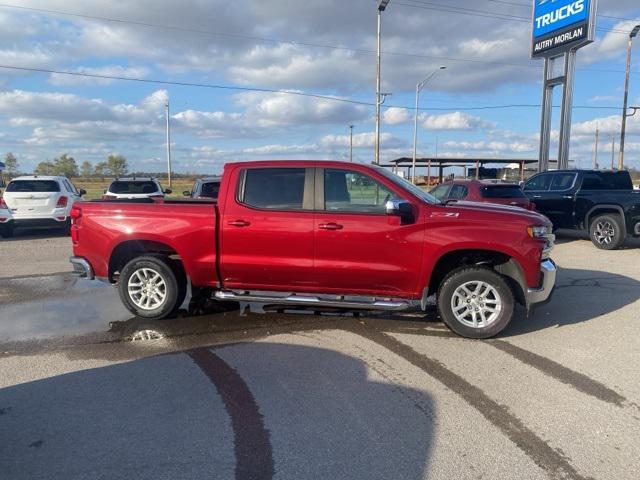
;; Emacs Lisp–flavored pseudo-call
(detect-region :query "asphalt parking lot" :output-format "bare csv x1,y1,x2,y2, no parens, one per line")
1,230,639,479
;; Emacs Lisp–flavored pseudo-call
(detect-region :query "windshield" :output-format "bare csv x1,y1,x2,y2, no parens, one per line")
480,185,526,199
6,180,60,192
373,166,441,204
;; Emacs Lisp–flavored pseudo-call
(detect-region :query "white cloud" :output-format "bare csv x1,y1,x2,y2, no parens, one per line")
421,112,495,131
383,107,411,125
319,132,405,149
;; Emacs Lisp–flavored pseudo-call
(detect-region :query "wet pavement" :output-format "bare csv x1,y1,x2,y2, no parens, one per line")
1,236,640,479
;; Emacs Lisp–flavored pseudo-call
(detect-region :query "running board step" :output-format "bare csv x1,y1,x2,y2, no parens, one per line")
214,291,411,311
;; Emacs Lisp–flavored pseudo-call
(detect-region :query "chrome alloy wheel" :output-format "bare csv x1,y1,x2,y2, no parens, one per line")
451,280,502,329
127,267,167,310
594,221,615,245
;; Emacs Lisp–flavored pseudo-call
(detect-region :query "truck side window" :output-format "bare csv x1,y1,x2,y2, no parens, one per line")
524,173,552,191
550,173,576,191
449,184,468,200
324,169,396,213
241,168,306,210
430,184,451,201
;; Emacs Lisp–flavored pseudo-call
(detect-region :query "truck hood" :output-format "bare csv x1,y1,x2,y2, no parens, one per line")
442,200,551,225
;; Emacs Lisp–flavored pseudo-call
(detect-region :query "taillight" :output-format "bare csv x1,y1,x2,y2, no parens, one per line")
70,205,82,220
0,197,6,209
56,196,68,208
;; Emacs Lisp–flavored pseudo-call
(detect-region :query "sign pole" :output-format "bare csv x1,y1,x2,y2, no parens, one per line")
557,49,577,170
538,56,552,173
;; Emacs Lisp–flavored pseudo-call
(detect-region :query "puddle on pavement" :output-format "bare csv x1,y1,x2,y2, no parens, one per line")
0,274,436,354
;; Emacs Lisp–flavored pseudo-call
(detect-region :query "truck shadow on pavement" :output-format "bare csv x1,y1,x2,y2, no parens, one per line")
0,342,434,480
503,266,640,336
0,226,68,242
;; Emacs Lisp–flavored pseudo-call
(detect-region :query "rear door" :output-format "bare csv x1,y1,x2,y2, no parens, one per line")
220,166,317,291
527,172,577,228
4,179,61,218
313,167,424,297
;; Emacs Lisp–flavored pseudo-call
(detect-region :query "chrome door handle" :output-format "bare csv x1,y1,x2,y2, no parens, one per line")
532,195,542,199
318,223,343,231
563,195,573,199
228,220,251,227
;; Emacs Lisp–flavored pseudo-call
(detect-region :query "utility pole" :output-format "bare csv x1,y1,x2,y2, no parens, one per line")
165,100,172,188
611,136,616,170
349,125,354,162
592,123,599,169
619,25,640,171
375,0,390,165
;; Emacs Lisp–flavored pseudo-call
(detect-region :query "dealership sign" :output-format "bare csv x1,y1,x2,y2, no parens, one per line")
531,0,596,58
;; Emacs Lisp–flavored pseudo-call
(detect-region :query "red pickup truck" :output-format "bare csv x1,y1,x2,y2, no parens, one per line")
69,161,556,338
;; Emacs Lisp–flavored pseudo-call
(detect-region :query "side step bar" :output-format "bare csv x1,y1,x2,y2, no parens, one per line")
214,290,412,312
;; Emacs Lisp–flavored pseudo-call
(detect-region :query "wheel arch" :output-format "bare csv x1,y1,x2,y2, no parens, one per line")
423,248,527,308
109,239,182,282
585,205,626,234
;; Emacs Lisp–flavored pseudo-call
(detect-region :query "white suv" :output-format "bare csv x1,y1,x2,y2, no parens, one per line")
0,176,85,237
102,177,170,200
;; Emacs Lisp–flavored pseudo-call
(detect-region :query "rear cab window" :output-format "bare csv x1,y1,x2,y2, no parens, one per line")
239,168,309,210
550,173,577,191
6,180,60,192
480,185,526,198
109,181,160,194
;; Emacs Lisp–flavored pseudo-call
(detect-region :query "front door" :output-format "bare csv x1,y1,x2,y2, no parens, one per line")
314,167,424,297
220,166,317,291
525,172,576,228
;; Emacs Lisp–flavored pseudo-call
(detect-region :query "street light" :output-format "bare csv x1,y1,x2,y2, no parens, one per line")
375,0,391,165
412,66,446,184
349,125,354,162
619,24,640,170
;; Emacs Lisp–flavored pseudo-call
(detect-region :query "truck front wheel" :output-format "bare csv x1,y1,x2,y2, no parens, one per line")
118,255,184,319
437,267,514,339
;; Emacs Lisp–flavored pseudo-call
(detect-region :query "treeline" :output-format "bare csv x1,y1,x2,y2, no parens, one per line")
2,152,128,179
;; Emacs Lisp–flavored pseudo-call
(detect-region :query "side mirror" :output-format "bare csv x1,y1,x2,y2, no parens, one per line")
519,181,525,189
183,191,191,197
79,189,87,196
385,199,415,224
164,188,172,195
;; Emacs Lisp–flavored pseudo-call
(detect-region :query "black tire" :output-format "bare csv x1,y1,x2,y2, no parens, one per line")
117,255,184,319
437,266,515,339
0,225,13,238
589,214,624,250
60,218,71,236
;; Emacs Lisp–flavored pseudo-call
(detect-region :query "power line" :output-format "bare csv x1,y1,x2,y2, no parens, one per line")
0,2,635,75
483,0,640,21
0,64,624,112
398,0,631,34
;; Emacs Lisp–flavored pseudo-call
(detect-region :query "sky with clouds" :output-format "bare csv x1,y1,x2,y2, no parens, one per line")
1,0,639,174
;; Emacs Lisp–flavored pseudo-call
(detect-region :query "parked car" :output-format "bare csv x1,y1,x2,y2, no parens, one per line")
183,176,221,200
523,169,640,250
0,176,85,236
430,180,536,210
69,161,556,339
102,177,171,200
0,194,14,238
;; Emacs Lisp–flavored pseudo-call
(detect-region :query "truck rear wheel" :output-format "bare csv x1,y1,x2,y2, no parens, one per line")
437,267,514,339
118,255,184,319
590,214,624,250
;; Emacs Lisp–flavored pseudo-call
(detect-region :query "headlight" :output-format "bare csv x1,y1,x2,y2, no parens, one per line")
527,225,551,238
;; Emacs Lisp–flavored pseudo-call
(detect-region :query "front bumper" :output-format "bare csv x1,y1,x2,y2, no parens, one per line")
70,256,94,280
526,259,557,306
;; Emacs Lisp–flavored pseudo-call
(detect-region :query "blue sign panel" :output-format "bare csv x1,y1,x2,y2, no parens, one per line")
533,0,589,38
